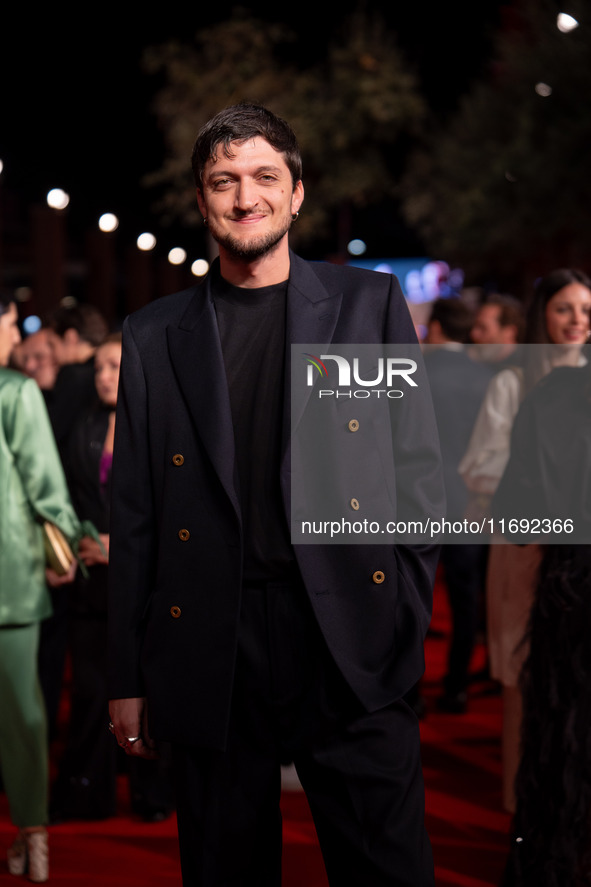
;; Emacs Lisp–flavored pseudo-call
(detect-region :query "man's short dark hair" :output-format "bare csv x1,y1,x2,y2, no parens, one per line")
0,293,14,317
191,102,302,190
482,294,525,341
45,303,108,347
429,298,475,343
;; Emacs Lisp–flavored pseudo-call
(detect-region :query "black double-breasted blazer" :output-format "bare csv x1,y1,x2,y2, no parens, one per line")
108,252,443,749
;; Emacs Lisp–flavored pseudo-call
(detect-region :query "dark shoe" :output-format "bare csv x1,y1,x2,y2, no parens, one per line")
131,800,173,823
143,807,172,823
469,665,492,683
435,691,468,714
477,679,502,697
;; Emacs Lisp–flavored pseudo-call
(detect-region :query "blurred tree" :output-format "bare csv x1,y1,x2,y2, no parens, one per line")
401,0,591,288
143,9,425,253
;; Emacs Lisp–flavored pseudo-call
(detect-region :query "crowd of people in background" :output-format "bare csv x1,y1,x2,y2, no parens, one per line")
1,266,590,885
421,269,591,886
0,298,175,883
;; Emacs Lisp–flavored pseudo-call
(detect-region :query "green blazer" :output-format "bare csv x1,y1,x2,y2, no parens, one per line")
0,367,81,625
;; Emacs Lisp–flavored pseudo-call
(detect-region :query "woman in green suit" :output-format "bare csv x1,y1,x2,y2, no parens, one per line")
0,296,82,882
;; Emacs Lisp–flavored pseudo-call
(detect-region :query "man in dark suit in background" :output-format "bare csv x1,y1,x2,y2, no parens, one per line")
44,303,109,457
108,103,443,886
424,298,494,712
38,303,109,742
470,293,524,369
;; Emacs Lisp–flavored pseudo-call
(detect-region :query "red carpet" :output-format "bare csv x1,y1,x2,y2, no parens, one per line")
422,579,511,887
0,575,512,885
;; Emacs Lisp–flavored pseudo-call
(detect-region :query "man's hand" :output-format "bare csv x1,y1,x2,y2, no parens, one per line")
109,697,158,759
78,533,110,566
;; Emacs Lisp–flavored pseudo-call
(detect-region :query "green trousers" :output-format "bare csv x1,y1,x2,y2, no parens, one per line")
0,623,48,827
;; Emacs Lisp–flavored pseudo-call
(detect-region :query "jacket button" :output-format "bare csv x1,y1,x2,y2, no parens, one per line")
372,571,385,584
348,419,359,433
170,606,182,618
350,498,360,511
178,529,190,541
172,453,185,466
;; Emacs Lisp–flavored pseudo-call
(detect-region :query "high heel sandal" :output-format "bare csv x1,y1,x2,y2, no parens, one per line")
7,831,26,876
7,827,49,883
26,829,49,883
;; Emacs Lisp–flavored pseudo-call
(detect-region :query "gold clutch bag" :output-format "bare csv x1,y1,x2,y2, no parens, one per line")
43,521,75,576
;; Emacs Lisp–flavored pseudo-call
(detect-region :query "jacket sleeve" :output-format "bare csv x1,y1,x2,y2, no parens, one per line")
384,274,445,632
8,376,81,540
458,368,522,495
107,317,157,699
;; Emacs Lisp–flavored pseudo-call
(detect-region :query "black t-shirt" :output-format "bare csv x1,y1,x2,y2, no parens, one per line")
212,270,294,582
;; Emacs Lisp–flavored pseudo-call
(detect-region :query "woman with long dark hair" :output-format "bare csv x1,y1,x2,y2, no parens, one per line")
459,268,591,812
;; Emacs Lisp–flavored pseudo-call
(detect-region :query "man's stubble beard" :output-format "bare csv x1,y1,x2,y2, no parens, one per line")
208,214,293,262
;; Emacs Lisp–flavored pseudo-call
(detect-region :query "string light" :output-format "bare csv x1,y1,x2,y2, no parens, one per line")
46,189,70,210
98,213,119,232
168,247,187,265
137,233,157,251
557,12,579,33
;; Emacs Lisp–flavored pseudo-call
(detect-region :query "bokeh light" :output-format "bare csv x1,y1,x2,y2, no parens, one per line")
137,232,157,251
46,189,70,210
347,239,367,256
98,213,119,232
191,259,210,277
168,247,187,265
557,13,579,33
23,315,42,335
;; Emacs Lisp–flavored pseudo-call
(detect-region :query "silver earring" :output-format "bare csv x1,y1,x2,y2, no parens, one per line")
291,212,299,222
203,218,208,227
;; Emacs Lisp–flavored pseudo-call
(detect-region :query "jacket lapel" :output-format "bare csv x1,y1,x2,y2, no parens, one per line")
284,253,343,445
281,254,343,518
166,275,241,524
165,254,343,527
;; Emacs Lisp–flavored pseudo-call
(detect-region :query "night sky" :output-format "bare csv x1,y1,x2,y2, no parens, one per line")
0,4,508,260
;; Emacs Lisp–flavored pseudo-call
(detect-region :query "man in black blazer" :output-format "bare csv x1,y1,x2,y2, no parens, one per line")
108,103,443,886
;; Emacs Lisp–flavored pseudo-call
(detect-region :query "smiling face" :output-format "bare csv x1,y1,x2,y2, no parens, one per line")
0,303,21,367
196,137,304,266
544,282,591,345
94,341,122,408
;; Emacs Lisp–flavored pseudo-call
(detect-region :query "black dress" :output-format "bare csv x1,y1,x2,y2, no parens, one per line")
494,365,591,886
51,402,174,821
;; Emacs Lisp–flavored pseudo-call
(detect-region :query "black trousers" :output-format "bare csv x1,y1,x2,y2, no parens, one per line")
51,613,174,820
172,578,434,887
439,544,487,695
